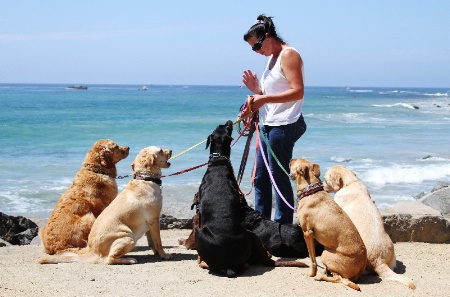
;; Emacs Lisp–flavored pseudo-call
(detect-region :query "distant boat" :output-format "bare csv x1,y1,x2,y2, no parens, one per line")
68,85,88,90
138,86,148,91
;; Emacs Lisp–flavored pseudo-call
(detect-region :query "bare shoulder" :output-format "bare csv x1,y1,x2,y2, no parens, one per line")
282,47,302,59
280,47,303,68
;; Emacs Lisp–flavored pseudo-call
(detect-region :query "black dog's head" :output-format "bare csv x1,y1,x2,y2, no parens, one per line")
205,120,233,157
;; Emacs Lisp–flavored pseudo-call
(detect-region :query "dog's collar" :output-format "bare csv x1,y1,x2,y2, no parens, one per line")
208,153,231,166
84,163,114,177
134,172,162,186
297,181,324,202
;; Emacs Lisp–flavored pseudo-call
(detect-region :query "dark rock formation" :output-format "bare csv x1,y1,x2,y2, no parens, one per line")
159,214,192,230
0,212,39,245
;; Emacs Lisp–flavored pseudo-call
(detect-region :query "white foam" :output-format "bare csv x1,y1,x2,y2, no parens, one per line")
372,103,417,109
331,156,375,164
361,163,450,185
424,92,448,97
348,89,373,93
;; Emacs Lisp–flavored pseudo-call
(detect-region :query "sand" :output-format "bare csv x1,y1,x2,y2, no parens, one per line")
0,229,448,297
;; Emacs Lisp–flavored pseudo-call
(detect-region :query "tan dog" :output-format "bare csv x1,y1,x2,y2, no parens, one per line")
40,139,129,255
39,146,173,264
290,158,367,291
323,165,415,289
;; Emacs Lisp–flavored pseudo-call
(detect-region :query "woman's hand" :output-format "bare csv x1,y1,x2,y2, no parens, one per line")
242,70,262,94
248,94,267,111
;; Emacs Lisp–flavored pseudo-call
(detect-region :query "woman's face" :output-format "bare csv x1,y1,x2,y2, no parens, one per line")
247,34,270,56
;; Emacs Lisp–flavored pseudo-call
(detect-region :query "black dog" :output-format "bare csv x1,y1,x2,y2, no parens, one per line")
194,120,307,277
240,196,324,258
179,194,323,259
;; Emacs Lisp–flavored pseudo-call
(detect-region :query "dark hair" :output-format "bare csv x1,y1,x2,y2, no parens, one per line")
243,14,285,44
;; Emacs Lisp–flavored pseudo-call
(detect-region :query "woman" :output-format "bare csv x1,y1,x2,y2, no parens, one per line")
242,14,306,224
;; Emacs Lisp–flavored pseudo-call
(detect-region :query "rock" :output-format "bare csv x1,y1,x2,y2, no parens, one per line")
30,234,42,246
431,181,450,193
419,185,450,216
414,191,427,200
0,237,11,247
381,201,450,243
159,214,192,230
0,212,39,245
10,228,39,245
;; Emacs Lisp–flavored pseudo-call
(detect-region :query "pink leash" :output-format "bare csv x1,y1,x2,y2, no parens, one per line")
255,123,296,211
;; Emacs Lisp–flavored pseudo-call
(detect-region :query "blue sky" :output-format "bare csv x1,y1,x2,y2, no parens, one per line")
1,1,449,87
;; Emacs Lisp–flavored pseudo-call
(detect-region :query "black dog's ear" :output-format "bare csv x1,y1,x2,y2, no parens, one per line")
205,134,213,149
225,120,233,134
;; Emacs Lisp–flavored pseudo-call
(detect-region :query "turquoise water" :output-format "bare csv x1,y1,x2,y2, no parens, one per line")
1,84,449,219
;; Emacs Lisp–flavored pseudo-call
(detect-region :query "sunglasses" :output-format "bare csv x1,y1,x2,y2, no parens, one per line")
252,35,266,51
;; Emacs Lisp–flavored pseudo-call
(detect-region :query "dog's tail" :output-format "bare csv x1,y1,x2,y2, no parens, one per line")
38,248,101,264
273,260,309,268
375,263,416,289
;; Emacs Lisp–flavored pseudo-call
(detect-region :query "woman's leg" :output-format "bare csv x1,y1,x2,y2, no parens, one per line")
254,125,273,219
268,115,307,223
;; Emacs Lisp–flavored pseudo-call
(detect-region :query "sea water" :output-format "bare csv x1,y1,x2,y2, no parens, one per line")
1,84,449,219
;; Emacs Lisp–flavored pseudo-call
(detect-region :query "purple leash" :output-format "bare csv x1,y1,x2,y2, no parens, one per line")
256,125,296,211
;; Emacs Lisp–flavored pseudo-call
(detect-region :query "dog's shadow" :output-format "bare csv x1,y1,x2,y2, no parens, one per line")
132,245,180,252
130,245,198,264
207,257,311,278
357,260,409,286
129,252,198,264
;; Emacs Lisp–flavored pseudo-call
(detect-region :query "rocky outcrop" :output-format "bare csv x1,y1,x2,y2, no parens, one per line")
419,184,450,217
381,182,450,243
160,214,192,230
381,202,450,243
0,212,39,245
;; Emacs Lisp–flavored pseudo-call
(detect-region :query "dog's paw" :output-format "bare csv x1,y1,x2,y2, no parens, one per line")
109,257,137,265
308,268,317,277
160,253,173,260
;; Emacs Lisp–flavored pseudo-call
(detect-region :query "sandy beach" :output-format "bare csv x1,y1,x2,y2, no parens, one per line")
0,229,448,297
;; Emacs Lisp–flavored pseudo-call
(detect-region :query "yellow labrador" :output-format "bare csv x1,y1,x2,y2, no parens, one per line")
40,139,129,255
39,146,172,264
290,158,367,291
323,165,415,289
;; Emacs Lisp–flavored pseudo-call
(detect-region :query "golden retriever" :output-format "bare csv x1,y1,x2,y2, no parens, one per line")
39,139,129,255
290,158,367,291
39,146,172,264
323,165,415,289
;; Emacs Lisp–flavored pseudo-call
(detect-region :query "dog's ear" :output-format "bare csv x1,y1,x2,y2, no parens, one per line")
205,134,213,149
332,172,344,191
145,152,155,167
99,146,112,167
225,120,233,135
312,163,321,178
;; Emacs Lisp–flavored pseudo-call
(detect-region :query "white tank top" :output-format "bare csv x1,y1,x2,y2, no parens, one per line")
260,47,304,126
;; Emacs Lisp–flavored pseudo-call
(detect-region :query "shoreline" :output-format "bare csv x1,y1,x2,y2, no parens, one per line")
1,229,448,297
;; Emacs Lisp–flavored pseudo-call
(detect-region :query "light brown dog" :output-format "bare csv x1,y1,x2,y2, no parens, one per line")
40,139,129,255
290,158,367,291
323,165,415,289
39,146,173,264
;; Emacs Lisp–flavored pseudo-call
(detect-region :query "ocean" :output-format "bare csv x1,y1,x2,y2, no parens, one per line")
1,84,449,220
